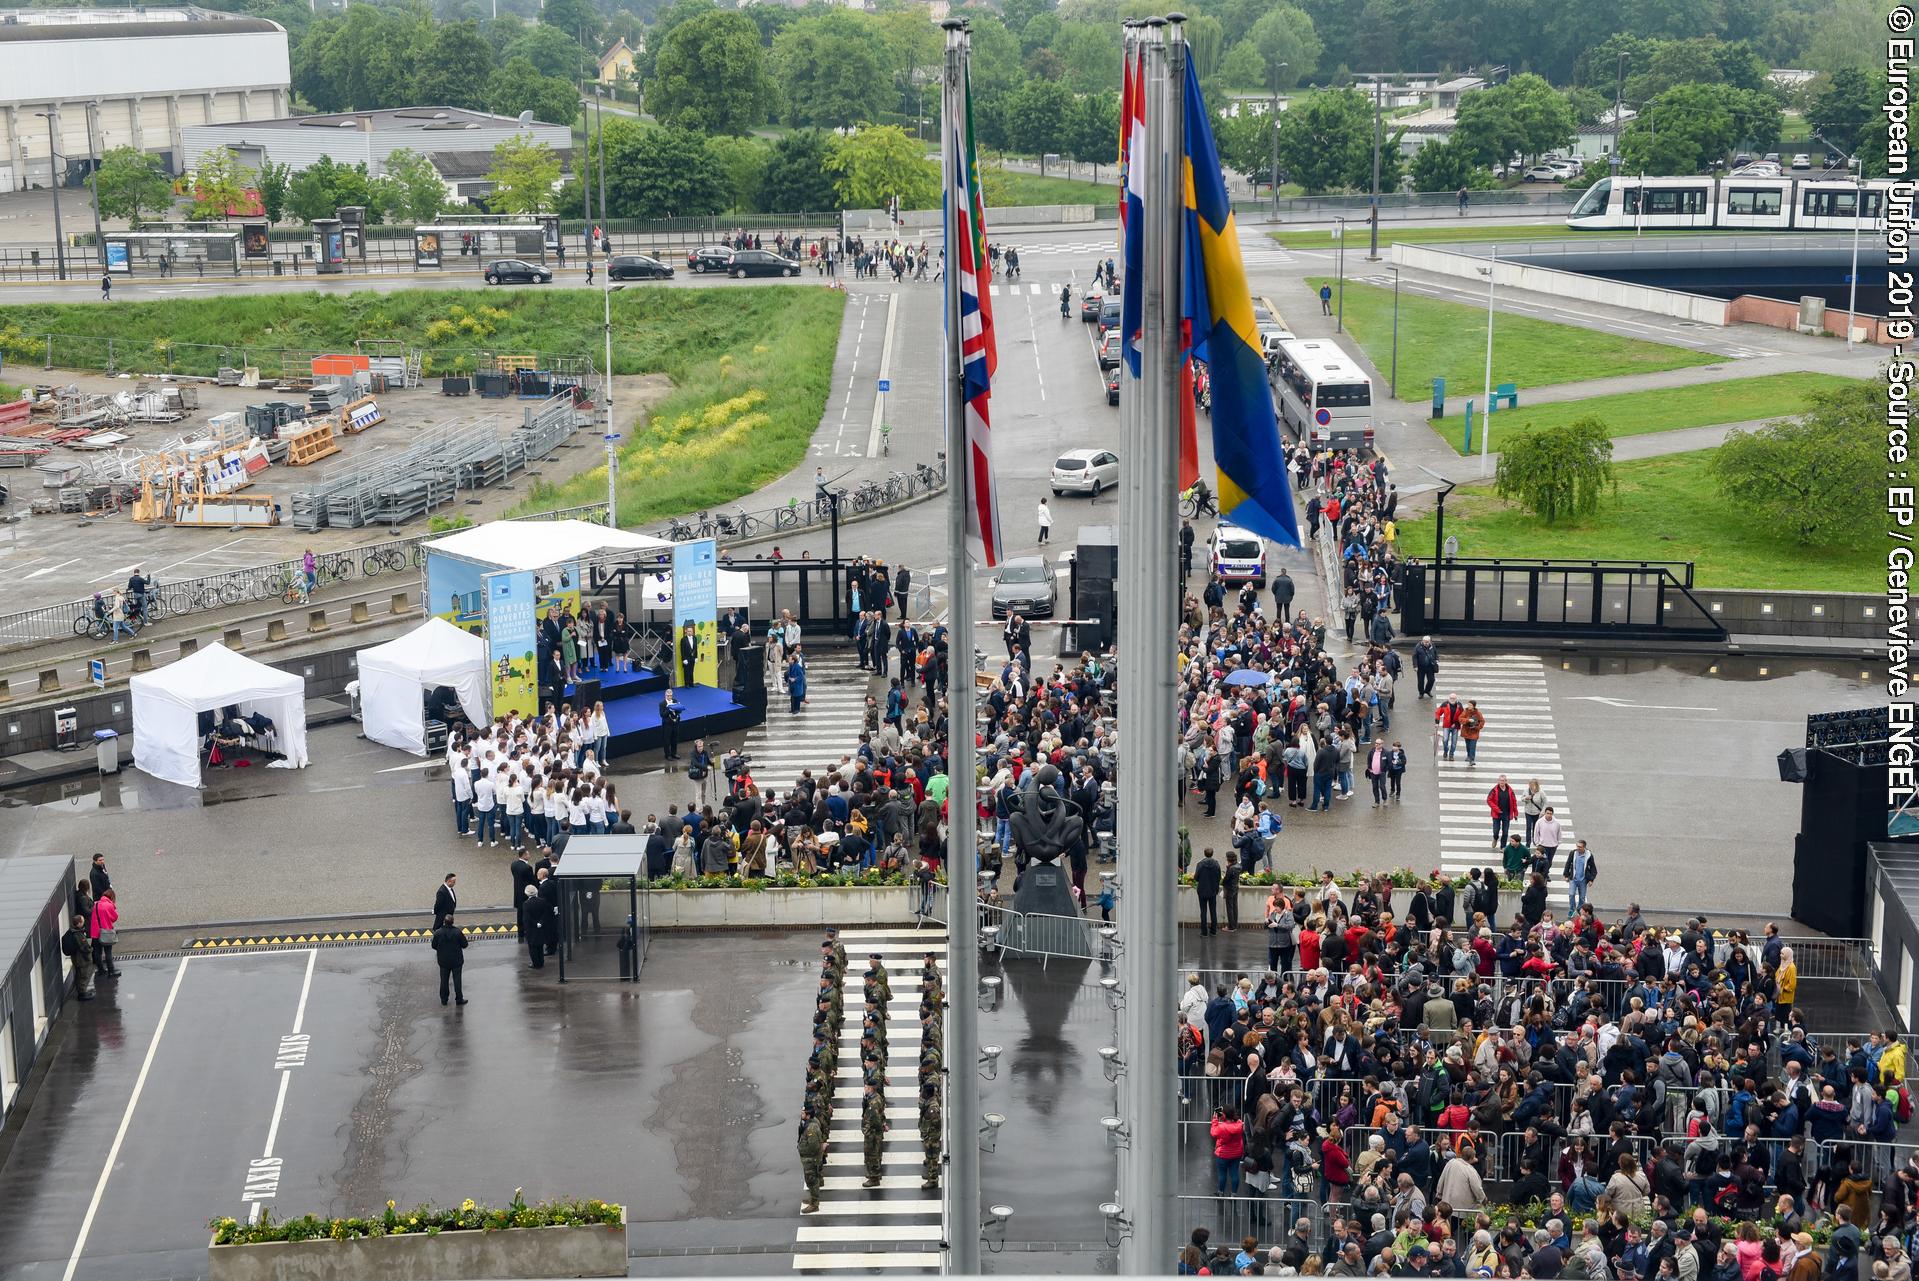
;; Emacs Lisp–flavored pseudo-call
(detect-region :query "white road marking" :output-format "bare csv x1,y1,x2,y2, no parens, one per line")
866,292,900,457
1571,695,1718,711
23,557,81,580
248,948,318,1223
62,956,193,1281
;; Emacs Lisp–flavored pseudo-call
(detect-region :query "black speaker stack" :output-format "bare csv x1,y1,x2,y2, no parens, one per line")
1788,707,1894,937
1072,526,1119,652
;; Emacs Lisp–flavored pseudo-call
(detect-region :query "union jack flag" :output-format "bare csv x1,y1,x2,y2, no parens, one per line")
946,49,1002,568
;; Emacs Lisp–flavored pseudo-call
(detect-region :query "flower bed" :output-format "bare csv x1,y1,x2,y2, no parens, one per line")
208,1195,625,1281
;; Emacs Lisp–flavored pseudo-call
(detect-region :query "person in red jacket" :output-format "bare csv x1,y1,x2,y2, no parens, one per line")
1486,775,1519,850
1210,1105,1246,1194
1321,1121,1352,1204
1435,696,1465,762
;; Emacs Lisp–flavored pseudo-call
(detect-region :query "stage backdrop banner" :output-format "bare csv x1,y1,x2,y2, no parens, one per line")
484,569,538,719
673,538,719,687
426,551,487,635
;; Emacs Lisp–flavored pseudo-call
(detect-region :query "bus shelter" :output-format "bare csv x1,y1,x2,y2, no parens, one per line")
103,230,242,275
414,222,547,267
552,836,650,983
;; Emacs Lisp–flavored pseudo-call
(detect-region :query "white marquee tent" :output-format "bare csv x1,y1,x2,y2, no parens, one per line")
423,518,673,570
130,643,309,788
356,617,489,755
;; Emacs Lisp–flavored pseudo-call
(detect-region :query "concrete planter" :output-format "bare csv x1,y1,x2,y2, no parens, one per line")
207,1213,627,1281
650,884,924,929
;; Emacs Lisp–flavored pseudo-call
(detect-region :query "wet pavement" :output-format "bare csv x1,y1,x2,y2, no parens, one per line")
0,928,1132,1279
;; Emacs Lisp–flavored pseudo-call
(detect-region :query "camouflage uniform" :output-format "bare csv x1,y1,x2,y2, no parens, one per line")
918,1079,943,1188
861,1084,888,1186
798,1113,826,1211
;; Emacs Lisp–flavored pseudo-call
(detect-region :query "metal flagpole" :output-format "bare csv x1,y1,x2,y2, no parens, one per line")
1117,14,1182,1274
939,19,982,1275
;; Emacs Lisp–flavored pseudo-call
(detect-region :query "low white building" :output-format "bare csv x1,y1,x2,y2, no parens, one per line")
0,6,290,192
180,108,574,202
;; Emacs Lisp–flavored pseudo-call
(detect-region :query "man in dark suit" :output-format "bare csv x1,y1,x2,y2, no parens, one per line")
872,614,892,677
518,886,547,968
433,872,458,929
535,866,560,956
894,565,911,621
509,852,536,937
89,853,111,898
679,623,700,687
432,913,468,1005
1002,612,1029,659
660,687,683,760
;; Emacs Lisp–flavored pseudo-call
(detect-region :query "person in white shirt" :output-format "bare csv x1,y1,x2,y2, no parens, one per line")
589,703,611,764
528,778,548,847
585,787,608,834
452,753,475,837
566,786,588,831
472,771,499,846
501,775,526,848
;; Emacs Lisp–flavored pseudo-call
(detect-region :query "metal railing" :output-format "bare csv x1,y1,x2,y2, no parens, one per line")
0,331,592,382
979,901,1110,964
657,461,947,544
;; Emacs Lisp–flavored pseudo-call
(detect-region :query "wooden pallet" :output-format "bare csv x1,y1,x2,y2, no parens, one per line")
283,420,341,466
337,395,385,435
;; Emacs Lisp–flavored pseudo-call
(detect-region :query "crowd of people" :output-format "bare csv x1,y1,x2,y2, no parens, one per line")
1173,875,1909,1278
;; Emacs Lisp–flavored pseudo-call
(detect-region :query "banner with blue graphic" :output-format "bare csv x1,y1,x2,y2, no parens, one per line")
672,538,718,687
484,569,538,719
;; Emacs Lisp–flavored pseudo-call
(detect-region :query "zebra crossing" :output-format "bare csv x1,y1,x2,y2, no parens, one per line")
792,926,949,1275
742,650,876,792
1430,655,1577,879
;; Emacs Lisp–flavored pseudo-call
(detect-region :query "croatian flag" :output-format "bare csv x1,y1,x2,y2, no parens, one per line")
946,52,1003,568
1120,41,1147,379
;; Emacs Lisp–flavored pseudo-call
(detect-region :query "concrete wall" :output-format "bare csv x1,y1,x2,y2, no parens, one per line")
1727,294,1898,346
207,1219,627,1281
1392,244,1732,325
1691,588,1881,641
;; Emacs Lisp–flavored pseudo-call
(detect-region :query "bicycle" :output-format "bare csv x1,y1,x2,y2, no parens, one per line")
361,546,408,577
318,553,353,585
880,421,891,455
666,517,697,541
774,503,801,531
1179,486,1219,520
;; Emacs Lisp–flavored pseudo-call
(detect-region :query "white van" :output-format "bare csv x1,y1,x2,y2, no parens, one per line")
1209,523,1267,587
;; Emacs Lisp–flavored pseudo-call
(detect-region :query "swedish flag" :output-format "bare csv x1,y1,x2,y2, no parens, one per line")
1180,59,1301,549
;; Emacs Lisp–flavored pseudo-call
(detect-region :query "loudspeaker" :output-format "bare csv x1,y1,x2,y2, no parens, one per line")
1791,750,1887,937
573,678,601,708
1778,748,1809,783
1076,526,1119,578
733,644,765,693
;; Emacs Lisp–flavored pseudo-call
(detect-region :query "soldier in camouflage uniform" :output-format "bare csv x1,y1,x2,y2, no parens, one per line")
861,1081,888,1186
918,1075,942,1189
864,954,892,1005
798,1102,827,1212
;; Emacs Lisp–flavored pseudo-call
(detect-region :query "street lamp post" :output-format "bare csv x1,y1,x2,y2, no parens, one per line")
1268,62,1286,217
1334,215,1346,333
1611,53,1629,174
35,110,66,282
580,98,594,270
1388,266,1400,399
603,281,618,525
1367,78,1383,261
594,87,607,231
1848,168,1864,351
1480,247,1496,477
84,101,105,267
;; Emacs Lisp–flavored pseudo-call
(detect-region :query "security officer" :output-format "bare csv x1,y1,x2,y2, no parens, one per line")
861,1082,888,1187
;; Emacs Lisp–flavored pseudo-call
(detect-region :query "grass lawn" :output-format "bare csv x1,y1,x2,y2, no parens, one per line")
1274,224,1743,251
0,286,847,529
1305,277,1721,397
1395,449,1875,592
1429,372,1860,455
988,169,1110,206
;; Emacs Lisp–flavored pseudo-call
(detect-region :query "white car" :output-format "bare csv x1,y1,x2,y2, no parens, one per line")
1259,326,1296,359
1520,165,1562,183
1051,447,1119,497
1209,524,1267,587
1791,153,1813,169
1547,158,1584,177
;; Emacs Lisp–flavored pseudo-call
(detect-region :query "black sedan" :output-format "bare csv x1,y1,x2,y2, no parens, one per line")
728,249,802,278
687,245,734,273
609,254,674,281
1080,289,1103,322
483,258,551,285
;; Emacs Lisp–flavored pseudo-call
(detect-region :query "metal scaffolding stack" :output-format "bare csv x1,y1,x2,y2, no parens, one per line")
288,394,582,531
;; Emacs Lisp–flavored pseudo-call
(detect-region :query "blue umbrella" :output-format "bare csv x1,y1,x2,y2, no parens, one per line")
1223,669,1271,687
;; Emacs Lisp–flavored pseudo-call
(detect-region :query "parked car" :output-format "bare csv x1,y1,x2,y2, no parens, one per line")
483,258,551,285
1052,447,1119,496
1098,295,1122,332
1520,165,1562,183
1258,327,1294,360
1791,153,1813,170
1825,152,1845,169
1547,158,1584,177
687,245,734,273
1764,152,1781,163
1080,289,1104,322
1106,367,1120,405
728,248,802,278
989,556,1058,618
1732,152,1753,168
608,254,673,280
1096,328,1122,369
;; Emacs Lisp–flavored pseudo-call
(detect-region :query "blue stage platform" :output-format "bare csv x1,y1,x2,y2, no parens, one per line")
558,664,762,759
561,667,666,704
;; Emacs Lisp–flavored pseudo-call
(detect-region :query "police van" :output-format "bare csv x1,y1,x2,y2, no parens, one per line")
1209,523,1267,587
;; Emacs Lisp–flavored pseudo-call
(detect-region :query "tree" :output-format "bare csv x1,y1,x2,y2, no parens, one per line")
486,135,561,213
417,21,498,109
1184,14,1225,86
1408,137,1495,194
599,119,727,218
1245,6,1320,92
1493,416,1617,525
1809,68,1877,156
537,0,599,49
1212,107,1276,185
760,129,842,214
647,10,774,136
773,13,889,128
256,157,292,224
486,57,581,126
1619,81,1779,173
704,134,769,214
188,147,257,219
91,146,173,224
380,148,448,223
1708,384,1881,548
827,125,938,212
1273,89,1375,193
1216,41,1264,91
1453,74,1575,168
1051,21,1121,95
1065,92,1120,174
1003,78,1077,161
500,22,587,80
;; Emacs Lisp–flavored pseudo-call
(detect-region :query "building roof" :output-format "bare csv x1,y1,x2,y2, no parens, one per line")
1431,76,1485,94
597,37,630,70
209,107,566,133
0,6,279,40
430,148,575,179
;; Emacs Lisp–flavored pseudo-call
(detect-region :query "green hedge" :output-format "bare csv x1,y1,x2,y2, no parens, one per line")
210,1193,620,1246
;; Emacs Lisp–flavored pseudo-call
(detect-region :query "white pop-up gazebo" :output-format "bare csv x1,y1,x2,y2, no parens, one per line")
356,617,489,755
635,568,750,610
130,643,309,788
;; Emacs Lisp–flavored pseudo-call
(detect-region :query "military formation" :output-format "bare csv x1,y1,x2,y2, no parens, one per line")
917,950,944,1190
797,928,848,1213
796,932,944,1211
